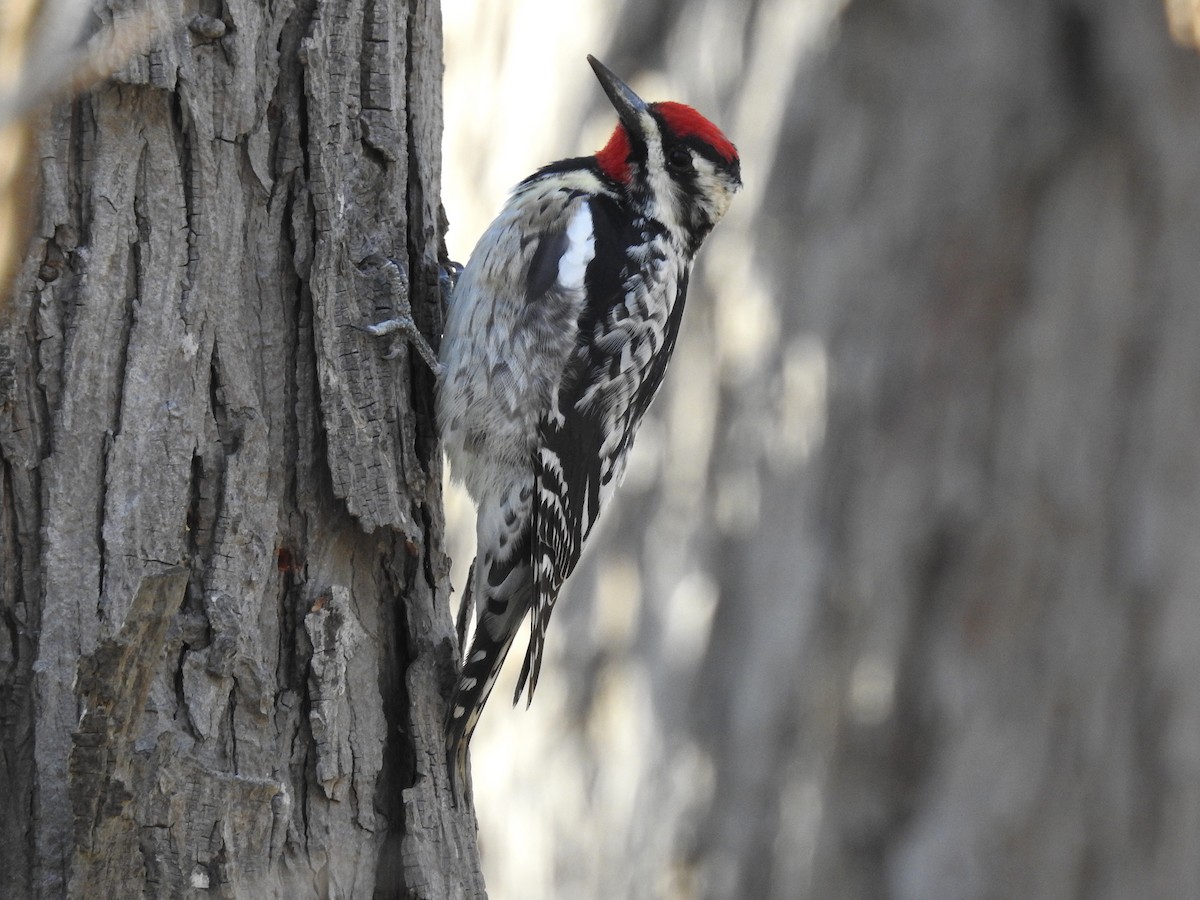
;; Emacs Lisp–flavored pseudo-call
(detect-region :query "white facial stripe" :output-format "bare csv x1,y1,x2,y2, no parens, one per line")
640,110,665,169
638,114,687,230
690,157,732,220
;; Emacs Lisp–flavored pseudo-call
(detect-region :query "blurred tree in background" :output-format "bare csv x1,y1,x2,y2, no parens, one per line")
446,1,1200,898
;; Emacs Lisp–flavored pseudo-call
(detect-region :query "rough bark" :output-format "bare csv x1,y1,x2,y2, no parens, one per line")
0,0,484,897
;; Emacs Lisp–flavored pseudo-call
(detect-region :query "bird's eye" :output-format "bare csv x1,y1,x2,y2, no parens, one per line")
667,147,693,172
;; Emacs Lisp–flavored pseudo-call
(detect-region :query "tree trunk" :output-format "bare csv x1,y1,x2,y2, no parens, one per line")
0,1,484,897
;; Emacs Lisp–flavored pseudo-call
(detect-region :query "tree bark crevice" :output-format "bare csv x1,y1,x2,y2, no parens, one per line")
1,3,482,897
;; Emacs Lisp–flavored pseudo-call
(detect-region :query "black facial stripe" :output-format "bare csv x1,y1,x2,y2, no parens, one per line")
679,135,737,174
648,107,732,165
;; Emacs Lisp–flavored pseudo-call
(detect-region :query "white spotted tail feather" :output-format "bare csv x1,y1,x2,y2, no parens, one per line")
438,54,741,797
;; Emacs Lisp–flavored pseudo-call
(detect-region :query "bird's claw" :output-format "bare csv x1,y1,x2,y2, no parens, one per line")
355,255,443,375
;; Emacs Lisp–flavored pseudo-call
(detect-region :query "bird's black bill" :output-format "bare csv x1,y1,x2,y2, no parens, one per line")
587,54,647,135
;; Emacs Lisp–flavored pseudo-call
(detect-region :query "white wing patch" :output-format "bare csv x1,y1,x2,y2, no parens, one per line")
556,203,595,292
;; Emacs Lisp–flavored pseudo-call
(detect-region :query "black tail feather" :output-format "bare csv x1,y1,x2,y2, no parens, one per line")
513,625,547,709
445,617,519,800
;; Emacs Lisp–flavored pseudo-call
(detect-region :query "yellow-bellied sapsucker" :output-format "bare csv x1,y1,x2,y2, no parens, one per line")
439,55,741,793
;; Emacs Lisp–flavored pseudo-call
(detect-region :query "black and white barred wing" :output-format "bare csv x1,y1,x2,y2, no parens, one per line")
515,197,691,705
515,406,606,704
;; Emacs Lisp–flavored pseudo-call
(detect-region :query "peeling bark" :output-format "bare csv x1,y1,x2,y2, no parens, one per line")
0,0,484,896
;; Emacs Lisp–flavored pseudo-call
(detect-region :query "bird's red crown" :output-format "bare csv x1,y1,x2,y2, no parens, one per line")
655,102,738,163
596,101,738,184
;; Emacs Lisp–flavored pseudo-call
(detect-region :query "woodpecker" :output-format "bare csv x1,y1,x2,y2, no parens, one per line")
439,55,741,793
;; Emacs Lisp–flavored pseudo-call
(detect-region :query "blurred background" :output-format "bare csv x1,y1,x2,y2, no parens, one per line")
442,0,1200,898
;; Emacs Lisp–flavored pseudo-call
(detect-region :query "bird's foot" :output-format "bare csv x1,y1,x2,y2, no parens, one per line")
354,254,444,376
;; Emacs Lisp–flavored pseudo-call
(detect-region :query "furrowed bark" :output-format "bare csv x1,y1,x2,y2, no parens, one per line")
0,0,484,896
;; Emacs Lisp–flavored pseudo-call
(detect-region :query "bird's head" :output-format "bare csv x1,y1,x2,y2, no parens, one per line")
589,55,741,250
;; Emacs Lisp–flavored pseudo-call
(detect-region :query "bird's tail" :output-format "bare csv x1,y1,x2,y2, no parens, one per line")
445,549,531,799
446,619,519,798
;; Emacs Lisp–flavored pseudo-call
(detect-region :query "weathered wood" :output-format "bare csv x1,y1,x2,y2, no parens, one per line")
0,0,484,896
